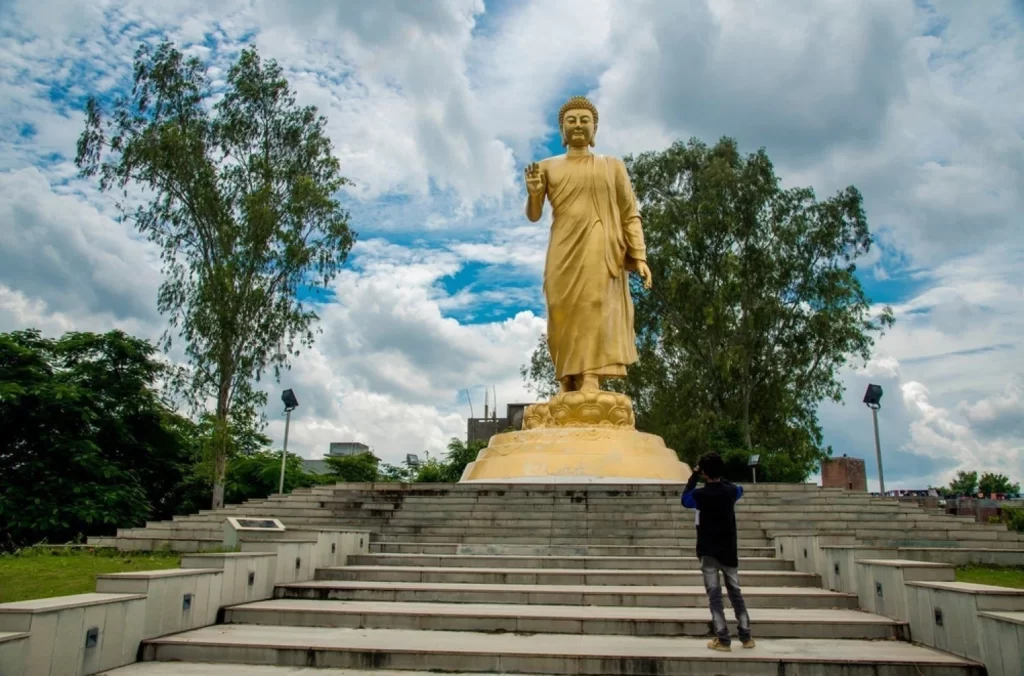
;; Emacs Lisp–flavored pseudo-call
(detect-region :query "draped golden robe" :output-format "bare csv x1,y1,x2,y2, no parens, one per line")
541,153,647,381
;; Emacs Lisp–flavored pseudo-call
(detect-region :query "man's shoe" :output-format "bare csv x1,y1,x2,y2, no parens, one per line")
742,639,756,649
707,639,731,652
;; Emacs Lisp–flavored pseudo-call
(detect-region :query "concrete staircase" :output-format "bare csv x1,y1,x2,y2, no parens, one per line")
104,483,1008,675
90,482,1024,554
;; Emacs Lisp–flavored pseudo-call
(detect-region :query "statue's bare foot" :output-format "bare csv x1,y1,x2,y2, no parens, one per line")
580,374,600,392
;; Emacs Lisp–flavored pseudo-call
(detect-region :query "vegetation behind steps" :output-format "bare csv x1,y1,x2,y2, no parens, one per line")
0,328,488,551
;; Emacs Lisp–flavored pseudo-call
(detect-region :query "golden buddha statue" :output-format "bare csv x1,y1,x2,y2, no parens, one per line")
460,96,690,484
525,95,652,393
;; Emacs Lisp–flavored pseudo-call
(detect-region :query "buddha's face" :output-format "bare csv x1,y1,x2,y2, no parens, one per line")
561,108,596,148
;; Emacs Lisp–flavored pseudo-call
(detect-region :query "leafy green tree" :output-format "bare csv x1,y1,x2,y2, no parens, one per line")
442,437,488,482
978,472,1020,497
325,452,380,483
171,448,330,515
225,450,323,504
76,42,355,508
523,138,892,480
377,462,414,483
411,452,450,483
949,470,979,496
0,329,192,548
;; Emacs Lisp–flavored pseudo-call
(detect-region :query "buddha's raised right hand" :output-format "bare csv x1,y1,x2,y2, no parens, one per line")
525,162,545,197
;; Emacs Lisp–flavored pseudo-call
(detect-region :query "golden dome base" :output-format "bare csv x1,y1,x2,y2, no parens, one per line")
460,390,691,483
459,426,691,483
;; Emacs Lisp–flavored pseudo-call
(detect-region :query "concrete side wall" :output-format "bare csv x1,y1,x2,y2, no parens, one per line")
0,595,146,676
979,613,1024,676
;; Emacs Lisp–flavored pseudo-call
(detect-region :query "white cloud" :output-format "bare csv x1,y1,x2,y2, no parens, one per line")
252,238,544,463
0,167,163,326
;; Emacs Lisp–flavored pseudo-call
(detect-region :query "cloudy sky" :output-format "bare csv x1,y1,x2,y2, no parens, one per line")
1,0,1021,491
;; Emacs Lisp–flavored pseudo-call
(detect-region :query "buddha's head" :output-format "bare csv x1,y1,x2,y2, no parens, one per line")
559,95,598,148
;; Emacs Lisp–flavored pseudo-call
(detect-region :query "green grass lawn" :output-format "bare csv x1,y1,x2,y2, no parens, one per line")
0,548,181,603
955,565,1024,589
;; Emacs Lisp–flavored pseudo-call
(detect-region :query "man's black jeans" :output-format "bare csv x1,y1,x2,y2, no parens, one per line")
700,554,752,645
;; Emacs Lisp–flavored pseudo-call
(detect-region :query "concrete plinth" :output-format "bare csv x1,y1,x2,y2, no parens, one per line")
459,427,691,483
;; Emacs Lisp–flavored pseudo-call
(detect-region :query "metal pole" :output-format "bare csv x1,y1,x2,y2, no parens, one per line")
871,406,885,496
752,466,757,484
279,408,292,495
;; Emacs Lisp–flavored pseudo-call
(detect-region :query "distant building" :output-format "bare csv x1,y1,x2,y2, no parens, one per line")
821,455,867,492
304,441,372,475
328,442,370,457
467,403,533,445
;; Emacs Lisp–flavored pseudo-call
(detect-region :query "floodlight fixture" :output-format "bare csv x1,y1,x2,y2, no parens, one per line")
282,388,299,411
278,388,299,494
863,384,883,409
748,454,761,484
406,454,421,468
863,383,886,495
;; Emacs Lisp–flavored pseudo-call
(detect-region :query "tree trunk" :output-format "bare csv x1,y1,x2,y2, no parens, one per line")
211,455,226,509
211,377,232,510
742,386,753,451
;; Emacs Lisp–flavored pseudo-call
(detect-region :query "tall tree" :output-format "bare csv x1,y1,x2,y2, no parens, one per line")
77,42,355,508
523,138,892,481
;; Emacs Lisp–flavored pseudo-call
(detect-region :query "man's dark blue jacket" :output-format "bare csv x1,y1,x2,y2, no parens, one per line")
681,472,744,568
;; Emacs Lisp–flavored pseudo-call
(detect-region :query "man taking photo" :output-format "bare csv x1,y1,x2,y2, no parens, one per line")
681,452,755,651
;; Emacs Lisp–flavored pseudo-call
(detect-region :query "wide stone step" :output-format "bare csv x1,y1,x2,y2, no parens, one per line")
118,528,221,539
330,511,914,523
317,565,819,587
896,547,1024,566
141,625,982,675
331,495,885,505
224,599,906,640
769,529,986,540
277,581,857,608
370,535,773,547
375,526,767,537
85,665,498,676
112,537,223,552
324,484,824,495
349,554,794,571
333,501,913,512
869,538,1024,550
369,542,778,557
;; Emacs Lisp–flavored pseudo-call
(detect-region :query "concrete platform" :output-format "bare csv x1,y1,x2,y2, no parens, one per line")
348,553,794,570
278,580,859,608
224,599,907,639
105,667,544,676
315,565,819,587
140,625,983,674
370,542,779,557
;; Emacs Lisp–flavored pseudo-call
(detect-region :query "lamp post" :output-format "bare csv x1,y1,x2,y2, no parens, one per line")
279,389,299,494
863,384,885,496
748,454,760,484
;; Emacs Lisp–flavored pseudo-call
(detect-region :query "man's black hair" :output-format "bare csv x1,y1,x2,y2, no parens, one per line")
699,452,725,480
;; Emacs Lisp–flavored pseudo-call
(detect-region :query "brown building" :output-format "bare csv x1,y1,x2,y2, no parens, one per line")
822,455,867,492
467,403,533,445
